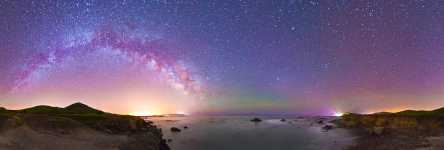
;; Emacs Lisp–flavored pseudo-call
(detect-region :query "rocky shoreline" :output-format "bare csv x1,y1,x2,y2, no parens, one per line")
0,103,170,150
335,109,444,150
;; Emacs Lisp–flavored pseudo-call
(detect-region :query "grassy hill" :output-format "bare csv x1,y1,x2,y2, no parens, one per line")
337,108,444,150
64,102,105,115
1,103,141,132
20,105,65,114
337,107,444,136
19,102,105,115
394,108,444,117
0,103,170,150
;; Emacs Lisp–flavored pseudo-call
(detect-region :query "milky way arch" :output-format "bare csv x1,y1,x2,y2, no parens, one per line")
12,25,204,98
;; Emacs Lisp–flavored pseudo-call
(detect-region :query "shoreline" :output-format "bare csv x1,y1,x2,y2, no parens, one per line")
345,129,444,150
0,103,171,150
149,115,356,150
335,112,444,150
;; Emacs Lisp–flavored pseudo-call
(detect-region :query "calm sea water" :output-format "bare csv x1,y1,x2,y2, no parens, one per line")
147,116,356,150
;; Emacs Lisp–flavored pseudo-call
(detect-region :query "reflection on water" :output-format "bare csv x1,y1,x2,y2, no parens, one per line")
147,116,356,150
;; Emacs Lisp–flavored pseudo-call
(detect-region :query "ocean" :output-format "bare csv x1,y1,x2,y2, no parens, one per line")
146,116,356,150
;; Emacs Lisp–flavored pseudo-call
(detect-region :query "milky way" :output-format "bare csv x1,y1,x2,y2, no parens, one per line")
1,0,444,115
12,25,203,97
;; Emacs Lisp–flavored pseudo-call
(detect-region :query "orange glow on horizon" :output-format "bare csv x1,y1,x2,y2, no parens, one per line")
129,110,156,116
129,110,189,116
364,106,410,114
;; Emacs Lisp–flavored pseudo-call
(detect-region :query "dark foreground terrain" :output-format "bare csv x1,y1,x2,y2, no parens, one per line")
336,108,444,150
0,102,170,150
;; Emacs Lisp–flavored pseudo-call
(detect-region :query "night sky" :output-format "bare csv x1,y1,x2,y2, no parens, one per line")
1,0,444,116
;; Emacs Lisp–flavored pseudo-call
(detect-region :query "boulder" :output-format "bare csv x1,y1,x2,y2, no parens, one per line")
373,127,384,135
322,125,334,131
170,127,181,132
280,119,286,122
250,118,262,123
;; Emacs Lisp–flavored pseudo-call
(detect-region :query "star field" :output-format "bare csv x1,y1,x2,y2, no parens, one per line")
0,0,444,115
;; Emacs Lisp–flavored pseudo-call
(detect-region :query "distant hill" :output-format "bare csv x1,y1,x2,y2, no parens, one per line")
20,105,65,114
391,107,444,117
2,102,153,131
432,107,444,114
19,102,105,115
371,112,392,115
64,102,104,115
396,110,430,116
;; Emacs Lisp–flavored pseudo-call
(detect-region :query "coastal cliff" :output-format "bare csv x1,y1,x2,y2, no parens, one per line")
0,103,170,150
336,108,444,150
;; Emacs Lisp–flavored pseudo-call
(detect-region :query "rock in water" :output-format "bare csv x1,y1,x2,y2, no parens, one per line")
170,127,181,132
183,126,189,129
322,125,334,131
250,118,262,123
280,118,286,122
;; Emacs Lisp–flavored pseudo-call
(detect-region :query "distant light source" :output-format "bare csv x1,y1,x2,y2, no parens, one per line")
130,111,154,116
334,112,343,117
176,111,187,115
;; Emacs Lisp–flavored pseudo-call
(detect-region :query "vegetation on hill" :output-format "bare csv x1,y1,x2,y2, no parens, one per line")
21,105,65,114
337,108,444,135
20,102,105,115
64,102,105,115
0,103,170,150
337,108,444,150
0,103,159,133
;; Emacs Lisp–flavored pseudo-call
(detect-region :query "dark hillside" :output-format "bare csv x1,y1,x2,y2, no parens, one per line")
0,103,170,150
